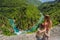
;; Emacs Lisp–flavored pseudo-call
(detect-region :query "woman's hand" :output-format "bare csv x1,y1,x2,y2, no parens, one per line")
44,32,50,38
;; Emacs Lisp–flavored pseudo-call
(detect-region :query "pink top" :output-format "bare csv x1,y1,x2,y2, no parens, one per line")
42,22,49,31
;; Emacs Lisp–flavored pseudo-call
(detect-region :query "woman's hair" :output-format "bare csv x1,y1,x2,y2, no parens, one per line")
44,15,50,22
44,15,52,29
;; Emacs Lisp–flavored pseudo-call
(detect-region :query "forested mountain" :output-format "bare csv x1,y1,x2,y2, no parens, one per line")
38,0,60,25
55,0,60,2
0,0,41,35
0,0,41,7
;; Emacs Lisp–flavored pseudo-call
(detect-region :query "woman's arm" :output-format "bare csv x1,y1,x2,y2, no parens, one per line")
45,21,52,37
38,27,46,33
45,32,50,37
45,30,50,37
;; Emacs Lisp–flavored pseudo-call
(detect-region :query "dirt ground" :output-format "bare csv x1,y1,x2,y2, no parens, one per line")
0,24,60,40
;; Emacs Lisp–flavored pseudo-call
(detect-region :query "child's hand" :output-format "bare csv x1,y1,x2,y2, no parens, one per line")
37,28,42,33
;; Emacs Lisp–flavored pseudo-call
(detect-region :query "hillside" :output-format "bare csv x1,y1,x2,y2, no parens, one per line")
0,0,41,35
38,0,60,25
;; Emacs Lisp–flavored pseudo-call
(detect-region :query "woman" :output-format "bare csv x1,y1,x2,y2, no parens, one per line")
36,15,52,40
42,15,52,40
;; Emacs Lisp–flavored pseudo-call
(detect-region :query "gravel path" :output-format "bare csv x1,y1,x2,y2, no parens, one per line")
0,24,60,40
